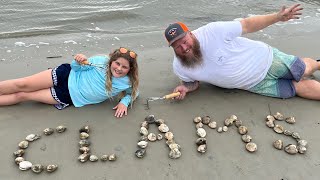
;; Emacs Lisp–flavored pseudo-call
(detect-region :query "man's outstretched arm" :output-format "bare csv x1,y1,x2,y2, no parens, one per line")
240,4,302,34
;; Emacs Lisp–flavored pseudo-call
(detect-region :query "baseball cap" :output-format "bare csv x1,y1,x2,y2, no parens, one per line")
164,22,189,46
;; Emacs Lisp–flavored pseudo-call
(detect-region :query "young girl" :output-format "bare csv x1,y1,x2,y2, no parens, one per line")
0,47,139,118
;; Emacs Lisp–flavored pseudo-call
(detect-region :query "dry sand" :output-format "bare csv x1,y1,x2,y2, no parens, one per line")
0,31,320,180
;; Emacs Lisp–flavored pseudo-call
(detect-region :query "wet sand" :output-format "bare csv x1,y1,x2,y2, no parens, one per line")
0,31,320,180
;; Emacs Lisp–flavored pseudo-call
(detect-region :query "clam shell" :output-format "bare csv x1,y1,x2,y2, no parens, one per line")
18,140,29,149
169,143,181,150
19,161,32,171
155,119,165,126
31,164,44,174
89,155,99,162
196,138,207,146
195,122,203,129
165,132,174,140
145,114,155,124
217,127,223,133
234,119,243,128
284,130,292,136
169,148,181,159
208,121,217,129
157,134,163,140
135,149,146,158
80,132,89,140
241,135,252,143
222,126,228,132
193,116,202,123
108,154,117,161
46,164,58,173
298,140,308,147
100,155,109,161
197,144,207,153
224,118,234,126
79,147,90,154
78,153,90,163
56,125,67,133
245,142,257,152
297,145,307,154
140,127,148,136
147,133,157,142
158,124,169,133
15,157,24,165
43,128,54,135
137,141,148,148
266,120,275,128
139,135,148,142
166,139,175,146
273,124,284,134
79,139,91,147
238,126,248,135
13,149,25,157
292,132,301,140
266,115,275,121
141,121,149,129
229,115,238,121
273,112,284,120
284,144,298,155
273,139,283,150
285,116,296,124
26,134,41,142
196,128,206,138
79,125,90,133
202,116,211,125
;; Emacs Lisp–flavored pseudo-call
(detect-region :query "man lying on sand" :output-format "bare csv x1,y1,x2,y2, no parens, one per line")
164,4,320,101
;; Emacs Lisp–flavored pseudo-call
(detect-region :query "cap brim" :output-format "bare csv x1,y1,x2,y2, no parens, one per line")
168,32,188,47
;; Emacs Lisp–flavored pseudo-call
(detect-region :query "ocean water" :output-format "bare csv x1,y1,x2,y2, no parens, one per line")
0,0,319,61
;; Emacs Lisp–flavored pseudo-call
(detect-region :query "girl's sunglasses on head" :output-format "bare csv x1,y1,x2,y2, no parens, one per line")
119,47,137,59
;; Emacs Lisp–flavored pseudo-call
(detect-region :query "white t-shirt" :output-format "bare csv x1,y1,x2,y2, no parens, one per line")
173,21,273,90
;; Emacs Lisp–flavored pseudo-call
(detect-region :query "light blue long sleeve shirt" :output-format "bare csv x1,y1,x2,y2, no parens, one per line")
68,56,134,107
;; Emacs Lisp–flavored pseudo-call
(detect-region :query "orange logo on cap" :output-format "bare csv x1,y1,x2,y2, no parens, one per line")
168,28,177,37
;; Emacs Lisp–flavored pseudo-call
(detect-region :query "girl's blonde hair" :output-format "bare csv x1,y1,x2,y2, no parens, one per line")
105,48,139,107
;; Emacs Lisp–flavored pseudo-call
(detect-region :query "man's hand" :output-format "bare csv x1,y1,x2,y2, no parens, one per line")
173,85,189,100
277,4,303,22
173,81,199,100
113,103,128,118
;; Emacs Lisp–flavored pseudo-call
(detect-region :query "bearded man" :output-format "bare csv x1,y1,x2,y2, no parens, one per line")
165,4,320,101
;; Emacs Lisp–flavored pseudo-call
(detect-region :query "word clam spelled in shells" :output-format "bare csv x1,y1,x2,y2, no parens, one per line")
12,112,308,175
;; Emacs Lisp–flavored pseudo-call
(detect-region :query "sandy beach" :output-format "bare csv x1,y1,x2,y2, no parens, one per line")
1,30,320,180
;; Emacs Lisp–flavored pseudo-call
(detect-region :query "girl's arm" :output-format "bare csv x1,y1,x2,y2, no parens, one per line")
71,54,108,72
70,60,94,72
113,88,139,118
70,54,94,72
119,87,138,107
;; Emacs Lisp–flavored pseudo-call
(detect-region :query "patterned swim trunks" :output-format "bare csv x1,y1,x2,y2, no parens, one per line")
248,48,305,98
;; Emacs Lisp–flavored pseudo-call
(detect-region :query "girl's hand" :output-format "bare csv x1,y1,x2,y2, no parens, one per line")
113,103,128,118
74,54,88,64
